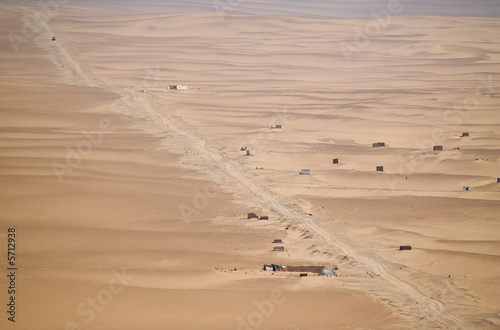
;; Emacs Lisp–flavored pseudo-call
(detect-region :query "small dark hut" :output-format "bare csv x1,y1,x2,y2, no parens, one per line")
286,265,325,274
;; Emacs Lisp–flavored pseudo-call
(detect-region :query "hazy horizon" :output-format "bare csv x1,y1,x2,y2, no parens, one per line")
8,0,500,18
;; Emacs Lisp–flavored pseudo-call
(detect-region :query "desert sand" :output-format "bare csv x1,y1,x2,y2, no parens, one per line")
0,1,499,329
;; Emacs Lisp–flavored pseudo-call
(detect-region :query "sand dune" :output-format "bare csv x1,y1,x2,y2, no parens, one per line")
0,1,499,329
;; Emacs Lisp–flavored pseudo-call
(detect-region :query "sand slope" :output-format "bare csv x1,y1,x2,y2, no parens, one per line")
0,2,499,329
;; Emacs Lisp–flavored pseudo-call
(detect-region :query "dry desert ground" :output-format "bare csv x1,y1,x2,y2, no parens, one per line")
0,1,499,329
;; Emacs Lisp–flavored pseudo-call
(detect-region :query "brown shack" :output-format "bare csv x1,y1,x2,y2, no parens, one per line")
286,265,325,274
399,245,412,250
433,146,443,151
273,239,283,244
333,158,339,164
273,246,285,251
376,166,384,172
247,213,258,219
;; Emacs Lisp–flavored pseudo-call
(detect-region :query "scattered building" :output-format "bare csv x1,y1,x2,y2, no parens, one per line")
300,273,308,277
332,158,339,164
272,239,283,244
259,216,269,220
433,145,443,151
497,178,500,183
168,85,189,90
286,265,325,274
373,142,385,147
461,132,469,137
240,147,247,151
399,246,412,250
263,264,286,271
376,166,384,172
246,150,251,156
463,186,470,191
299,169,311,175
262,264,328,275
271,125,282,129
322,269,336,275
247,213,259,219
51,36,56,41
273,246,285,251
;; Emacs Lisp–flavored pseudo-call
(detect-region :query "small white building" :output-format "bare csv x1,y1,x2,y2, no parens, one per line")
168,85,189,90
299,169,311,175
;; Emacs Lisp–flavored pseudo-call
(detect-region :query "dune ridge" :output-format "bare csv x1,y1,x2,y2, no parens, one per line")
0,2,499,329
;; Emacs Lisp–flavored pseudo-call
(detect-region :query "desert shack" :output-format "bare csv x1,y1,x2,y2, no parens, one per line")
332,158,339,164
461,132,469,137
323,269,336,275
168,85,188,90
497,178,500,183
247,213,259,219
246,150,251,156
286,265,325,274
51,36,56,41
273,246,285,252
372,142,385,147
299,169,311,175
259,215,269,220
240,147,247,151
433,145,443,151
376,166,384,172
263,264,286,271
399,245,412,251
271,125,282,129
272,239,283,244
